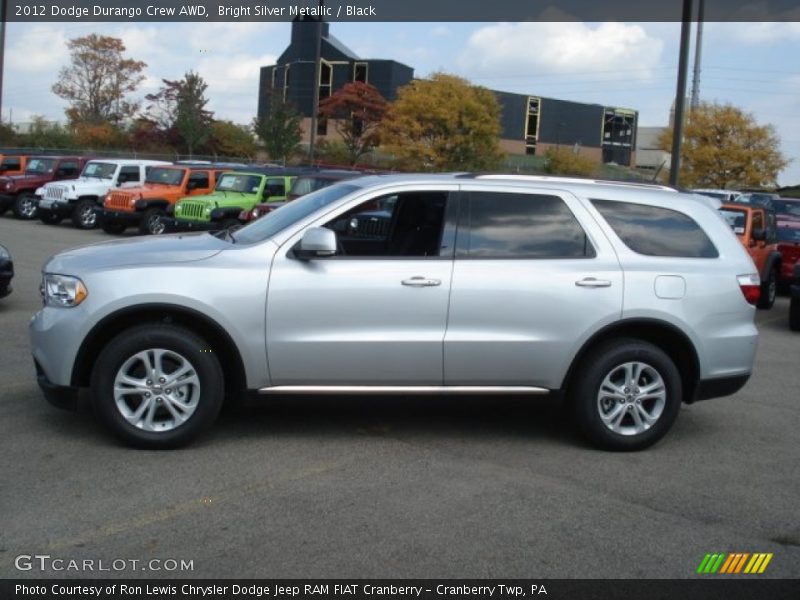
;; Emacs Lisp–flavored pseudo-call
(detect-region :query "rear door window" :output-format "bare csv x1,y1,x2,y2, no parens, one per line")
592,199,718,258
462,192,594,258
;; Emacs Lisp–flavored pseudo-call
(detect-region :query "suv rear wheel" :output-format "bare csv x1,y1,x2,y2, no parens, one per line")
571,339,682,451
91,324,224,449
757,267,777,309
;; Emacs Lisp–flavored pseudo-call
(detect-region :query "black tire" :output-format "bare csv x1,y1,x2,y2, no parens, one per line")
39,211,63,225
139,207,167,235
91,324,224,449
71,198,98,229
101,219,127,234
570,338,682,451
757,268,777,309
790,293,800,332
13,193,38,220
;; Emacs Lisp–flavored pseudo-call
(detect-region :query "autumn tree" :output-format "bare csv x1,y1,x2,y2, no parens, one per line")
253,91,303,164
17,116,76,148
209,120,257,158
380,72,503,171
659,102,787,188
52,34,146,125
144,78,182,131
319,81,388,165
173,71,213,156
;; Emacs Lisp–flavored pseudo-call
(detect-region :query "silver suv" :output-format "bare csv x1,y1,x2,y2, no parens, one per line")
30,174,759,450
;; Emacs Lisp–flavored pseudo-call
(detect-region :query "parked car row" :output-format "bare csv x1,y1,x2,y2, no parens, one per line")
0,152,366,234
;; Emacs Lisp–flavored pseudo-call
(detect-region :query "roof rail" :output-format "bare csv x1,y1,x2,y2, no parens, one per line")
458,173,678,192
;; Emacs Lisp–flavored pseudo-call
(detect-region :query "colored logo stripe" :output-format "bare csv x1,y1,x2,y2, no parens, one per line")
698,553,773,574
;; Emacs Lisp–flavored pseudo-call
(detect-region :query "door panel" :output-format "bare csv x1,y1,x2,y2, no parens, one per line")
444,188,623,388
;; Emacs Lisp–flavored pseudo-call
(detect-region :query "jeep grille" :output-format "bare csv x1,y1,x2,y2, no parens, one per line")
179,201,207,220
106,192,133,210
45,186,65,200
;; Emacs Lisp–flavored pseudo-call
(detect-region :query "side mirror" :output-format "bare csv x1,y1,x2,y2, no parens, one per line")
751,228,766,242
296,227,337,260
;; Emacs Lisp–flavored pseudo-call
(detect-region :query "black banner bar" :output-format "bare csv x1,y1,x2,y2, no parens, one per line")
3,0,800,23
2,579,799,600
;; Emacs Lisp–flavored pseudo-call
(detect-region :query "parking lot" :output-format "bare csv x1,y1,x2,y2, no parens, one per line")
1,214,798,579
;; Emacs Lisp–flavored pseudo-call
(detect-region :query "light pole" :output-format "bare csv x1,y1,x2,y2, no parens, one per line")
670,0,694,187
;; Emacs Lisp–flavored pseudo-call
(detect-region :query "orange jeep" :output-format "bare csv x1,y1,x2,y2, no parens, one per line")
0,154,29,176
719,202,781,309
100,165,227,235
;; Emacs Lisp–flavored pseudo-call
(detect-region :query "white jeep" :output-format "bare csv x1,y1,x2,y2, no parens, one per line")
36,159,171,229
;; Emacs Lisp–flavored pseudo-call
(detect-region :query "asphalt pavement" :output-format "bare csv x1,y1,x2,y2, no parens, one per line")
1,214,798,579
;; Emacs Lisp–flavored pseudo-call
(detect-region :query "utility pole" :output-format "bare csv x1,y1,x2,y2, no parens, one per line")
690,0,704,110
0,0,6,125
670,0,693,187
308,1,324,162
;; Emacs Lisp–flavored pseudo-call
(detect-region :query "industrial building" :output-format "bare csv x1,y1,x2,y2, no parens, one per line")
258,19,638,167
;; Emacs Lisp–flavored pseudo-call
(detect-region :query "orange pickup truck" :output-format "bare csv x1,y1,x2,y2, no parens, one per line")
719,202,782,309
99,165,227,235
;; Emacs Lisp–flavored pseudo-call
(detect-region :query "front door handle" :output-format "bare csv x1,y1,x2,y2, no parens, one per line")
402,276,442,287
575,277,612,288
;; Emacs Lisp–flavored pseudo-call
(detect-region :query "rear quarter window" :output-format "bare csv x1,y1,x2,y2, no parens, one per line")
592,199,719,258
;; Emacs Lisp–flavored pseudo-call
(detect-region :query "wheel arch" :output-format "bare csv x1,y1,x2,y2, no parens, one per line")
562,318,702,404
72,303,247,400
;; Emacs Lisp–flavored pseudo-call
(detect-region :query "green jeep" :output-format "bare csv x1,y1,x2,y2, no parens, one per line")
166,170,296,231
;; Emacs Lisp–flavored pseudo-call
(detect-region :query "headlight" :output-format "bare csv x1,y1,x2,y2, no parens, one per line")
41,274,88,308
0,244,9,260
251,209,260,218
4,181,13,190
204,207,211,215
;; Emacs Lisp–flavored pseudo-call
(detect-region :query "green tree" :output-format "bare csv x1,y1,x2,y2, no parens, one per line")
174,71,213,156
17,116,76,148
52,34,146,125
543,147,596,177
209,120,257,158
253,91,303,164
380,72,503,171
659,102,788,188
319,81,388,165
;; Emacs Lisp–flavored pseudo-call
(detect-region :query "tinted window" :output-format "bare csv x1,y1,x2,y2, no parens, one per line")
58,161,79,177
188,171,210,188
1,157,21,169
325,192,451,258
777,226,800,243
119,166,140,183
466,192,593,258
593,199,718,258
719,208,747,234
266,178,286,197
772,200,800,218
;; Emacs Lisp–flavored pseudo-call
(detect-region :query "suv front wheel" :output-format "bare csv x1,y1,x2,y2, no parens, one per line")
571,339,682,451
91,324,224,449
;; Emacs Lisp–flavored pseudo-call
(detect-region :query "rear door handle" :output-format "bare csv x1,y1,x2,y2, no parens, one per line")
575,277,612,288
402,277,442,287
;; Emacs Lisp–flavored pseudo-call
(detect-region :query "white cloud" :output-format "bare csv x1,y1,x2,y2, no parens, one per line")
431,26,451,37
711,22,800,44
196,52,277,121
458,22,663,79
6,25,69,72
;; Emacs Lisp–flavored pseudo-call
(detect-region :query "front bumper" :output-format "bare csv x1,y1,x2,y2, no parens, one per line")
97,207,143,224
37,198,76,217
0,193,18,209
35,365,79,411
161,217,217,232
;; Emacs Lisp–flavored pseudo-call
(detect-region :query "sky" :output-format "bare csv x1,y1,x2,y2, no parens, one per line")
3,20,800,185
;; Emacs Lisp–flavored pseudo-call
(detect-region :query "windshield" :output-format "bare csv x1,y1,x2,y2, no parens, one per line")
719,208,747,235
777,226,800,243
234,183,359,245
81,162,117,179
25,158,56,174
772,200,800,219
146,167,185,186
215,173,262,194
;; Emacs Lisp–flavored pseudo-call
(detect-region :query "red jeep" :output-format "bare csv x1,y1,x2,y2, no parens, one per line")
0,156,88,219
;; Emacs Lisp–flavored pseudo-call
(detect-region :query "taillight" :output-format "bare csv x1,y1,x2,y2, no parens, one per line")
737,273,760,305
